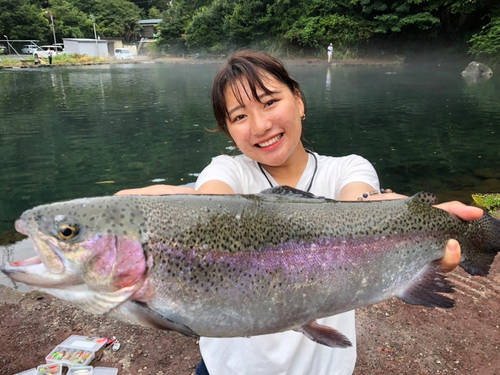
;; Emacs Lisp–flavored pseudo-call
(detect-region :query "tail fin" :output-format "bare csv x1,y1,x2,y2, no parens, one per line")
460,212,500,276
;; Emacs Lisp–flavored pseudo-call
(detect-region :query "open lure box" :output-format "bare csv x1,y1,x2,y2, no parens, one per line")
14,336,118,375
45,335,107,368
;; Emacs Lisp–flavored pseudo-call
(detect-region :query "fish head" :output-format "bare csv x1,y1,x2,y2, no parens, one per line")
1,197,150,314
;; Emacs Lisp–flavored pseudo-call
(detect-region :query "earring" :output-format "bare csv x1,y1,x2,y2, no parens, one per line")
300,114,306,121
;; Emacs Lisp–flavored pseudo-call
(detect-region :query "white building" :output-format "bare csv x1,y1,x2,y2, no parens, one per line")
62,38,109,57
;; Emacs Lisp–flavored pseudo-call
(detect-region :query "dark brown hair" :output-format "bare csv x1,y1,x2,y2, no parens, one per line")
211,50,306,139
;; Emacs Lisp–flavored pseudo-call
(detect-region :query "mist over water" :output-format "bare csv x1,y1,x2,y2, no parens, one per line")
1,61,499,289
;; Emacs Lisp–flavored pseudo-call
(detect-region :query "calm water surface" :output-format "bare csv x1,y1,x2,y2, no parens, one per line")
1,61,499,289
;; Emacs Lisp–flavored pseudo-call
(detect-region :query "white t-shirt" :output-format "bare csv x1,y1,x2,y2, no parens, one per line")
194,152,379,375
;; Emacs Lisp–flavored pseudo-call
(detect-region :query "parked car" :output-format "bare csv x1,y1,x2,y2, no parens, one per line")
114,48,134,60
21,44,39,54
33,45,64,59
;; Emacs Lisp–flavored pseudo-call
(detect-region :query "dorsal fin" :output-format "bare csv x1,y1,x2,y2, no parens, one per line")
411,192,439,206
260,186,322,199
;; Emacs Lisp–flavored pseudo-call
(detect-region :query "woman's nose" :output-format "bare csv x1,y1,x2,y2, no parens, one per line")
250,112,272,136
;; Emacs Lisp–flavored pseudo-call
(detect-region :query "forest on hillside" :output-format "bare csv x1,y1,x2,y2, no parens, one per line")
0,0,499,60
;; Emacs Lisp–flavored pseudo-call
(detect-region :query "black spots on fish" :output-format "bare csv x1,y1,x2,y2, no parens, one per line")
412,192,439,206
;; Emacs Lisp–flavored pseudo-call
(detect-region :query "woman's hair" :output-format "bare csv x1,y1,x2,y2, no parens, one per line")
212,50,306,139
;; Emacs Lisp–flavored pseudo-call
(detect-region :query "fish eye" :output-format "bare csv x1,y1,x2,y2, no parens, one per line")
57,224,79,240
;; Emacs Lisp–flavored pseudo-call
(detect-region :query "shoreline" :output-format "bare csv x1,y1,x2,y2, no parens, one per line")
0,56,404,69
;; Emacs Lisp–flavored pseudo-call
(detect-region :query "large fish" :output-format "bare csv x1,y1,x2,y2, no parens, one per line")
2,187,500,348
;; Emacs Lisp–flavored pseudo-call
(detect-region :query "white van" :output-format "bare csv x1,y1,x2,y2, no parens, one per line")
114,48,134,60
22,45,39,54
33,45,64,59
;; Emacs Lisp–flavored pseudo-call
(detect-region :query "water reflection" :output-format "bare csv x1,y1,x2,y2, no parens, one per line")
326,66,331,91
462,74,492,85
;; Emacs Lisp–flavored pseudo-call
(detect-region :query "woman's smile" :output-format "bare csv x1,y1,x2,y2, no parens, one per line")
256,133,283,148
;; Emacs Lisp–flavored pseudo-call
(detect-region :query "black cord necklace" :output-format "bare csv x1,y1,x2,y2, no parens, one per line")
257,149,318,192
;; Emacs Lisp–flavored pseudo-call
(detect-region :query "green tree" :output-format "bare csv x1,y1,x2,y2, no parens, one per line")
129,0,171,13
0,0,49,41
227,0,272,45
285,14,373,50
350,0,441,36
48,0,93,40
184,0,234,51
468,11,500,60
71,0,96,14
92,0,142,42
148,6,161,19
156,0,212,53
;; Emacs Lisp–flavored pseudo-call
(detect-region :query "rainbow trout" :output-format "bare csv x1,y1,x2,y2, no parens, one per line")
2,187,500,348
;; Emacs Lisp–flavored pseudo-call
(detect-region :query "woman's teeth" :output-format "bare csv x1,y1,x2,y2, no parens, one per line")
258,134,282,148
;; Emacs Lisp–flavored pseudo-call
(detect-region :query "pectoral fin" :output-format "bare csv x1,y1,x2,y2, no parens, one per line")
108,301,199,338
295,320,352,348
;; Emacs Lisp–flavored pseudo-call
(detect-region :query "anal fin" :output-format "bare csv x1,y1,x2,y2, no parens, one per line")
295,320,352,348
398,260,455,308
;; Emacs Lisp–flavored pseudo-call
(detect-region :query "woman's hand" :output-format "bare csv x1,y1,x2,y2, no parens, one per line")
435,201,483,272
115,184,197,196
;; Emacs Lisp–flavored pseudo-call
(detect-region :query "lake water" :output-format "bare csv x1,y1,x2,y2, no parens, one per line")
1,60,499,290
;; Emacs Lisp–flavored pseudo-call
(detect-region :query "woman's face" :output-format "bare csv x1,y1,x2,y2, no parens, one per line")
224,75,305,167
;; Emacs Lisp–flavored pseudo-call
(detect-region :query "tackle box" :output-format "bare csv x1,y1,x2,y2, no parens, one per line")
94,367,119,375
45,335,107,368
37,363,63,374
13,369,36,375
67,366,93,374
66,366,118,375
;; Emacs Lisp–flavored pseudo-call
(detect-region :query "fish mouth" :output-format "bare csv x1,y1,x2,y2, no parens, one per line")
0,220,81,288
15,218,64,274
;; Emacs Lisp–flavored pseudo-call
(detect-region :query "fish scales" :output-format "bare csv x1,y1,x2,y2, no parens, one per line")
2,187,499,348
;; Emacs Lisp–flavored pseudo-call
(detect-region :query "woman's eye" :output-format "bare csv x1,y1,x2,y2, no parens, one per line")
233,115,245,122
265,99,277,107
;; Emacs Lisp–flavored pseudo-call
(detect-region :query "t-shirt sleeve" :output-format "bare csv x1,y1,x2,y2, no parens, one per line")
334,154,380,193
195,155,244,192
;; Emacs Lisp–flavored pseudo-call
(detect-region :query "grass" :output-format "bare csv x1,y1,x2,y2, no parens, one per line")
0,53,111,67
472,193,500,214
